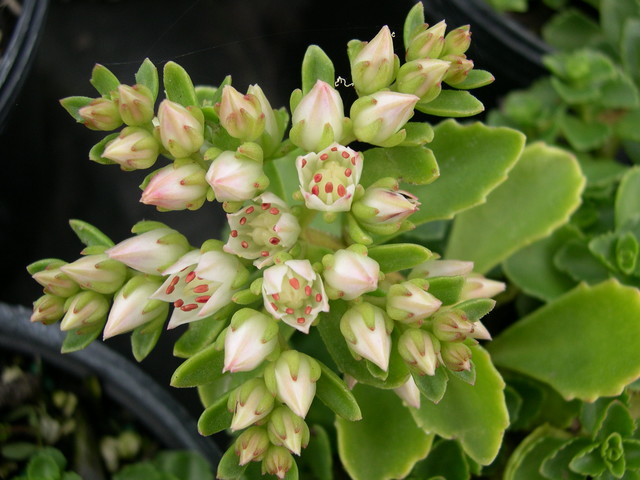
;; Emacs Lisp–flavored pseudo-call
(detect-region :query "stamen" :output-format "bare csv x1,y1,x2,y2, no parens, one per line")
193,284,209,293
301,158,307,167
313,173,323,183
262,203,271,210
289,278,300,289
165,285,175,294
246,206,255,214
325,182,334,193
174,299,184,308
344,168,352,177
297,317,306,324
261,251,269,257
305,306,312,315
311,185,319,195
239,217,247,225
315,293,323,302
304,285,312,296
195,295,211,303
241,241,249,249
341,150,350,158
269,237,280,245
230,230,238,237
270,303,278,311
337,184,346,197
181,303,198,312
272,293,280,301
269,207,280,215
286,308,294,314
320,153,329,161
185,271,196,283
170,276,180,286
331,146,338,151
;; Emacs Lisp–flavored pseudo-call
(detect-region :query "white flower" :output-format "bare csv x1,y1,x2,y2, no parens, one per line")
386,279,442,325
205,149,267,202
140,162,208,211
157,99,204,158
322,246,380,300
223,309,279,373
340,303,393,371
350,25,397,95
216,85,265,141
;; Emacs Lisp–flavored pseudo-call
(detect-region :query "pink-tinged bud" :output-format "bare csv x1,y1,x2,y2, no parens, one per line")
115,84,155,126
106,227,190,275
398,329,440,376
349,25,398,95
224,192,300,269
296,143,363,212
140,161,209,211
103,127,160,171
290,80,345,152
442,54,474,86
267,406,310,456
227,378,275,431
410,259,474,279
78,98,122,131
459,274,506,301
153,249,246,329
60,254,127,295
387,279,442,325
394,376,421,409
442,25,472,57
406,20,447,61
261,446,294,479
157,99,204,158
264,351,320,419
441,342,472,372
216,85,265,141
396,58,450,103
469,320,492,341
431,310,475,342
262,259,329,334
340,302,393,371
205,145,269,202
103,276,168,339
60,290,110,331
247,84,286,156
223,308,279,373
31,294,65,325
234,427,270,466
322,245,380,300
32,261,80,298
351,91,419,148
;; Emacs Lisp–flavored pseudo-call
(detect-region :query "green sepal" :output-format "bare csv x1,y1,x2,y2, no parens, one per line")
231,288,261,305
412,366,449,404
360,145,439,188
59,96,93,123
61,317,106,353
454,298,496,323
451,69,495,90
26,258,66,275
80,244,108,255
163,61,198,107
88,132,119,165
345,214,374,246
135,58,159,101
173,312,230,358
69,219,114,247
196,85,218,111
197,391,233,436
170,342,224,388
415,90,484,117
424,276,465,305
131,311,167,362
301,45,335,95
403,2,425,51
447,361,476,386
315,361,362,421
90,64,120,97
368,244,434,273
399,122,435,146
216,445,247,480
289,88,303,115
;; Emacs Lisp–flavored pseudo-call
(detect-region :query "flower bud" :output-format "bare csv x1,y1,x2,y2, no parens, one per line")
235,427,270,466
442,25,471,57
459,274,506,301
267,406,310,456
32,261,80,298
216,85,265,141
261,446,294,479
228,378,275,431
398,329,440,376
60,254,127,295
442,54,474,86
78,98,122,131
103,127,160,171
349,25,398,95
31,294,65,325
103,276,168,339
224,192,300,269
410,259,474,279
290,80,345,152
406,20,447,61
264,350,320,419
296,143,363,212
340,303,393,371
115,84,155,126
431,310,475,342
322,246,380,300
469,320,492,341
394,376,421,409
223,308,279,373
262,259,329,333
386,279,442,325
396,58,450,103
351,91,419,147
106,227,190,275
205,145,269,202
247,84,285,156
441,342,472,372
157,99,204,158
60,290,109,331
140,161,209,211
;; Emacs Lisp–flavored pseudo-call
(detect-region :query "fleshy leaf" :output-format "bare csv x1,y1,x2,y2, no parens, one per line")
298,425,333,480
447,142,585,274
153,451,214,480
560,113,611,152
59,96,93,123
315,361,362,421
400,122,435,146
173,314,228,358
131,313,167,362
490,279,640,401
68,219,114,247
403,2,425,51
135,58,159,101
454,298,496,323
197,392,233,436
361,146,439,187
90,64,120,97
409,346,508,465
171,343,224,388
26,258,66,275
61,318,106,353
555,238,612,284
409,440,471,480
412,366,449,404
336,384,434,480
407,120,525,225
541,437,593,480
163,61,198,107
301,45,335,95
88,133,119,165
622,19,640,84
451,70,495,90
425,276,465,305
216,446,247,480
368,244,434,273
415,91,484,117
595,400,635,441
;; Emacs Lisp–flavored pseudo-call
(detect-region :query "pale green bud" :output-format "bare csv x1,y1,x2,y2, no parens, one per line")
79,98,122,131
60,254,127,295
340,302,393,372
261,446,294,479
442,25,471,57
441,342,472,372
351,91,418,147
103,126,159,171
216,85,265,141
227,378,275,431
396,58,450,103
32,261,80,298
31,294,65,325
387,279,442,325
267,406,310,456
60,290,109,331
406,20,447,61
115,84,155,126
349,25,398,95
157,99,204,158
234,427,270,466
398,329,440,376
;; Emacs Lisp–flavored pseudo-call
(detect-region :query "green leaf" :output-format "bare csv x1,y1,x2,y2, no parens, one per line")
601,0,640,50
336,385,434,480
616,167,640,230
568,443,606,476
298,425,333,480
543,9,602,50
555,238,612,284
541,437,593,480
154,451,213,480
26,452,62,480
410,440,471,480
403,2,425,51
301,45,334,95
410,346,508,465
88,132,119,165
90,64,120,97
415,91,484,117
361,146,439,188
447,142,585,274
596,400,635,441
163,62,198,107
412,366,449,404
173,314,228,358
1,442,38,460
425,276,465,305
68,219,114,247
600,73,640,108
61,318,106,353
490,279,640,401
198,370,259,408
217,446,247,480
171,343,225,388
315,361,362,421
560,114,611,152
622,19,640,84
615,109,640,142
131,312,168,362
451,70,495,90
368,244,434,273
59,96,93,123
407,120,525,225
135,58,159,100
197,392,233,436
400,122,435,146
455,298,497,322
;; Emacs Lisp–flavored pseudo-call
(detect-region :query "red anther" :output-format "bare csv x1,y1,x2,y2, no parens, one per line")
174,299,184,308
351,156,357,165
269,237,280,245
195,295,211,303
246,206,255,214
315,293,323,302
272,293,280,301
344,168,352,177
325,182,334,193
304,285,312,296
230,230,238,237
193,284,209,293
301,158,307,167
270,303,278,311
269,207,280,215
320,153,329,161
305,305,312,315
165,285,175,294
181,303,198,312
331,146,338,151
286,308,294,314
185,271,196,283
170,276,180,286
297,317,306,324
289,277,300,289
313,173,323,183
262,203,271,209
311,185,319,195
337,184,346,197
341,150,350,158
239,217,247,225
241,241,249,249
261,251,269,257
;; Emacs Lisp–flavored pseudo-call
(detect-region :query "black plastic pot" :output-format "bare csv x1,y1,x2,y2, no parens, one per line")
0,302,221,469
0,0,48,132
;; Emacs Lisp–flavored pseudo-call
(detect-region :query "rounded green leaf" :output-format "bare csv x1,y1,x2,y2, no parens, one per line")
315,361,362,421
131,312,167,362
197,392,233,436
361,146,439,188
90,64,120,97
171,343,225,388
301,45,335,95
368,244,434,273
69,219,114,248
135,58,159,101
163,62,198,107
416,91,484,118
409,440,471,480
616,167,640,230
